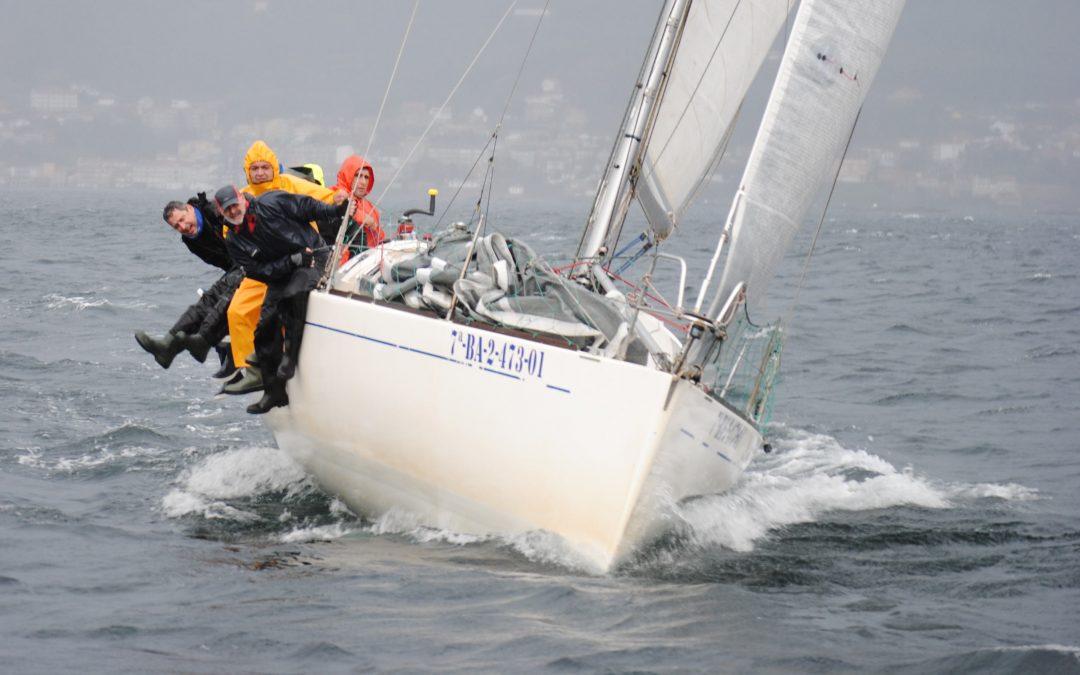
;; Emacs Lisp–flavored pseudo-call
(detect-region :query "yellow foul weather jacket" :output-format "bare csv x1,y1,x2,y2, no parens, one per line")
227,140,338,368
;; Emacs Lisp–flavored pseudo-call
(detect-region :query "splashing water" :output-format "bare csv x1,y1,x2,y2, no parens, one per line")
156,425,1038,574
42,293,111,312
162,446,310,521
678,426,1036,552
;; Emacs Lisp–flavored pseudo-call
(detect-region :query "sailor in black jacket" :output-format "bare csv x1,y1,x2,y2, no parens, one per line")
135,193,243,375
179,192,232,271
214,184,348,414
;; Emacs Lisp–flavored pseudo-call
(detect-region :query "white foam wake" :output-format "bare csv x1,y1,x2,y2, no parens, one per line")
679,427,1037,552
277,498,359,543
369,509,601,571
161,446,308,521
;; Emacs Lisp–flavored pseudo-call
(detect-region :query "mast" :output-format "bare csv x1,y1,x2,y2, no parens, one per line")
572,0,691,272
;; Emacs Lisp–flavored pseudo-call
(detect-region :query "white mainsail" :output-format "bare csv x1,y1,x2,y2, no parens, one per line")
638,0,793,240
708,0,906,319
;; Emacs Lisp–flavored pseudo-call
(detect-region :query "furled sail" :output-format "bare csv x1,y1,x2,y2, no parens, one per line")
637,0,794,240
708,0,906,320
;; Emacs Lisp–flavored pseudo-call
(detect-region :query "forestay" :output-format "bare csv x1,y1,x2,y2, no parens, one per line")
637,0,793,240
708,0,906,320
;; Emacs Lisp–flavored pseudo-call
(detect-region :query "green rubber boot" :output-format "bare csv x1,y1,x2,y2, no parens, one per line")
220,367,264,395
134,331,184,369
180,333,212,363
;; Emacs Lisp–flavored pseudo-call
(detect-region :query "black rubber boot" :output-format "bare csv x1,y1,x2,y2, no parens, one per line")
134,331,184,369
246,382,288,415
211,343,237,379
180,333,212,363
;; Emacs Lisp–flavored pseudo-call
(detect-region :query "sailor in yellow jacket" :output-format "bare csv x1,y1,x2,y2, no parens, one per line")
222,140,346,395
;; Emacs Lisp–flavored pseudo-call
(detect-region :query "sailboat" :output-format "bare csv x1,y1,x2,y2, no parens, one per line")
266,0,906,573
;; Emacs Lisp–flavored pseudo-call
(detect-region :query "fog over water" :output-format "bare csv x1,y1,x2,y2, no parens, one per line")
4,1,1077,116
2,1,1078,211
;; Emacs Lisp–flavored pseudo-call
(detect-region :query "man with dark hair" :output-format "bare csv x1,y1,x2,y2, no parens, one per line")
135,193,242,376
214,184,348,414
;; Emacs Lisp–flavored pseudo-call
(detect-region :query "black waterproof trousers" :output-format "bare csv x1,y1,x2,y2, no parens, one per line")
252,255,326,402
170,267,244,343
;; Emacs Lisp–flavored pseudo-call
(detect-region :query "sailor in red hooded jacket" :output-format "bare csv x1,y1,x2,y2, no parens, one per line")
333,155,385,257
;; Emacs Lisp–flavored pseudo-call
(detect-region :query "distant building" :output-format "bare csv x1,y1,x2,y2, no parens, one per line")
838,158,870,183
178,140,220,163
933,143,964,162
971,175,1020,206
30,88,78,115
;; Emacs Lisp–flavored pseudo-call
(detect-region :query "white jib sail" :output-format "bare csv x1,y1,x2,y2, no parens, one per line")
710,0,906,320
637,0,794,240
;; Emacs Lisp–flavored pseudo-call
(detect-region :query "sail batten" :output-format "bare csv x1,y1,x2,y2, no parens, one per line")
708,0,906,320
637,0,794,240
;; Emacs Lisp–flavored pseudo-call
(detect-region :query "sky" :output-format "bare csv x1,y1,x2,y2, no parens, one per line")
3,0,1077,120
1,0,1078,211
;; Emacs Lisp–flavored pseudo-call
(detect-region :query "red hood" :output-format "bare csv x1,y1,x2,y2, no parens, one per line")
335,155,375,193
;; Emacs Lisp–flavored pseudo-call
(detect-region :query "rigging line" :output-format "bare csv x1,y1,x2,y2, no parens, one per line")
374,0,520,205
479,0,547,228
783,105,865,323
784,0,795,47
432,131,497,230
603,265,674,311
482,133,498,231
327,2,418,281
365,0,420,159
470,129,499,228
432,0,548,231
466,144,495,239
495,0,550,129
443,128,502,320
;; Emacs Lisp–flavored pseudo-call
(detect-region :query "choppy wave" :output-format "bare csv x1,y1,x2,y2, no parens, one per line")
162,446,310,520
278,519,356,544
160,445,364,547
42,293,111,312
17,445,172,476
678,427,1036,554
14,423,176,477
154,428,1040,576
883,644,1080,674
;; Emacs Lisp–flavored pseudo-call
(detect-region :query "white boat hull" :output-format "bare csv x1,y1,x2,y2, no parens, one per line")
267,291,762,572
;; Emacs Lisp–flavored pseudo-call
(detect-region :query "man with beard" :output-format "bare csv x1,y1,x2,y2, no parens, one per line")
221,140,346,396
213,184,348,414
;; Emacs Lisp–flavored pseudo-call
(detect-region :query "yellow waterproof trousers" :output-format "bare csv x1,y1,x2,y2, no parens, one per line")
227,278,268,368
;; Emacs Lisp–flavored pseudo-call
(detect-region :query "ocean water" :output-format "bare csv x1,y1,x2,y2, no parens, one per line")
1,189,1078,674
